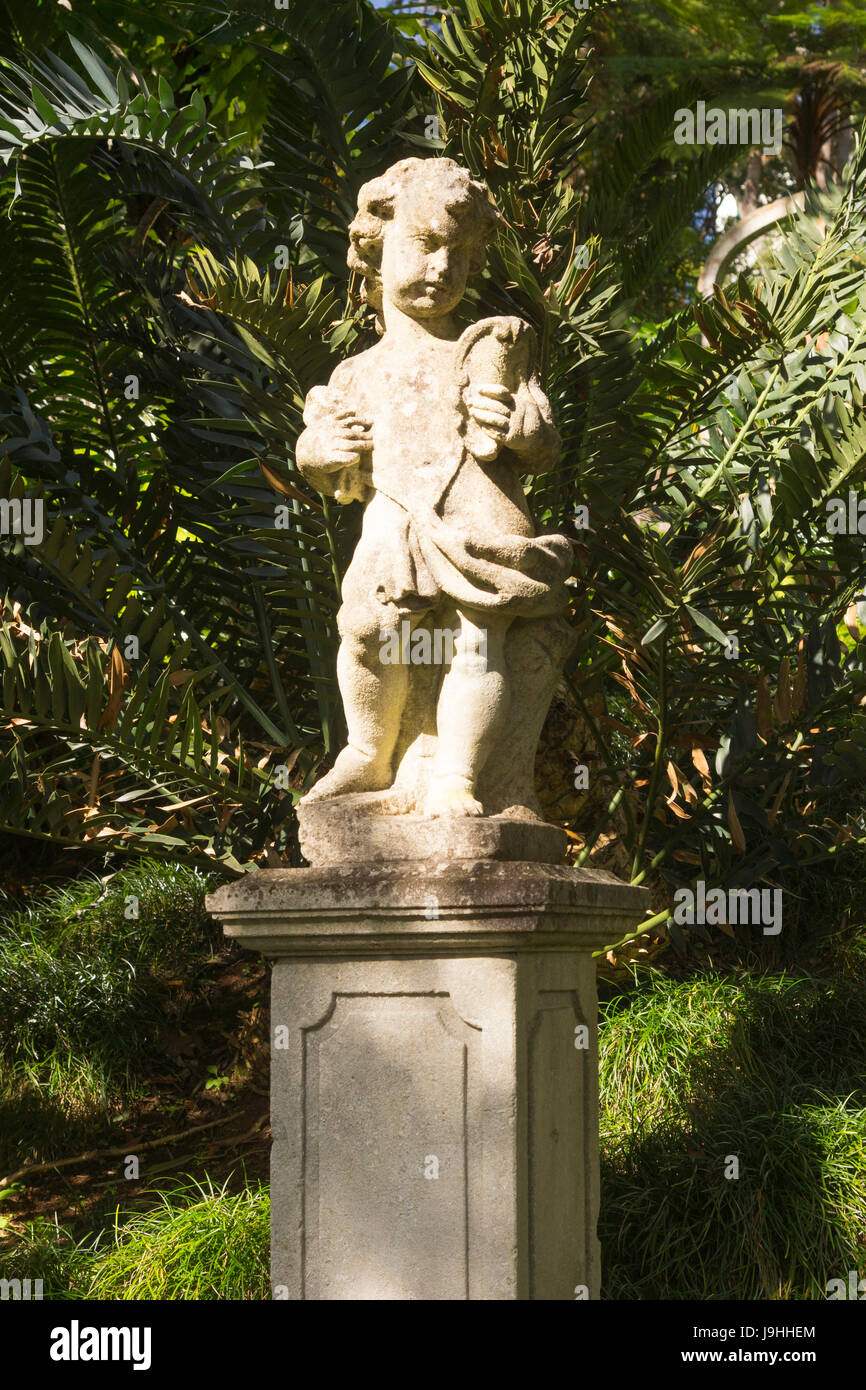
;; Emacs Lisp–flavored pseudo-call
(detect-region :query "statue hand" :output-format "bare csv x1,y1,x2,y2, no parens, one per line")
465,383,515,448
309,408,373,470
324,409,373,467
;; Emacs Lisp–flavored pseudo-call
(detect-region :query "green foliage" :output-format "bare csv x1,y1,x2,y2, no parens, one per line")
0,1,432,873
0,860,215,1068
0,929,151,1065
0,1053,127,1178
599,959,866,1297
2,0,865,1300
0,1177,269,1300
0,1213,96,1296
0,860,218,1172
0,858,220,969
0,0,864,929
83,1176,269,1300
573,168,866,930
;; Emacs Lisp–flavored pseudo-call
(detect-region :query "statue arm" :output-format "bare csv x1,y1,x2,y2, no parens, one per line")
295,371,373,504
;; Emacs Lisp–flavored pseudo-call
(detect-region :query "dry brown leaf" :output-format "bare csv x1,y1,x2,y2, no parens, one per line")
681,535,717,577
98,646,128,732
259,459,320,506
756,673,773,740
728,791,746,853
844,602,860,640
773,657,792,724
610,670,648,712
156,795,210,812
692,746,712,792
85,753,100,811
672,760,699,804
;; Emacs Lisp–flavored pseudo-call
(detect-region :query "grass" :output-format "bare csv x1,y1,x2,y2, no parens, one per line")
0,860,221,1174
598,965,866,1298
0,858,221,981
0,1177,269,1300
85,1177,269,1300
0,930,154,1065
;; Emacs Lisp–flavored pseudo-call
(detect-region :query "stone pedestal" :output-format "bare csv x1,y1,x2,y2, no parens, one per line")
206,859,648,1301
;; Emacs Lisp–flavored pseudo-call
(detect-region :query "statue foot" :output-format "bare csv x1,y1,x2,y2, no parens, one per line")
301,747,391,803
424,774,484,818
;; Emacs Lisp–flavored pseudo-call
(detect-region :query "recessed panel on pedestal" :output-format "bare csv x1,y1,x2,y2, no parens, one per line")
303,992,477,1300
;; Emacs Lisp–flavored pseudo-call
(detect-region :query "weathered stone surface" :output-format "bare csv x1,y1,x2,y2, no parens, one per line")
294,156,575,823
206,863,649,1300
208,859,646,956
296,793,567,866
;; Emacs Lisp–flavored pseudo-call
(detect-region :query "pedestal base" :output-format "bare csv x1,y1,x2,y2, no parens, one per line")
296,794,567,866
207,860,648,1300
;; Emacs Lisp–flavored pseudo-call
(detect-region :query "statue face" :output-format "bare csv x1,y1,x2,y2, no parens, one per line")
379,197,473,319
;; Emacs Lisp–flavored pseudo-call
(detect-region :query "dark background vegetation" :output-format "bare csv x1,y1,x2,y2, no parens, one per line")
0,0,864,1298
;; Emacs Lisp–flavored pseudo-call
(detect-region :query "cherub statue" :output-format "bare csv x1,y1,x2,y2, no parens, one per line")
296,157,573,819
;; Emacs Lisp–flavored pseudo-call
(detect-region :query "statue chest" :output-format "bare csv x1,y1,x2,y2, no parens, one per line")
359,353,466,508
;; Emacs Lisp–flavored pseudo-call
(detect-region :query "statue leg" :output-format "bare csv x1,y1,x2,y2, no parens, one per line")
424,606,511,817
477,612,578,817
302,605,425,801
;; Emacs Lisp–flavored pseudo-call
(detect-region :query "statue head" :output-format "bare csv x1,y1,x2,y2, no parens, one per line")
348,158,500,322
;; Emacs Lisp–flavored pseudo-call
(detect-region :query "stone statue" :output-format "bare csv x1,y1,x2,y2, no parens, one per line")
295,157,575,844
208,157,649,1310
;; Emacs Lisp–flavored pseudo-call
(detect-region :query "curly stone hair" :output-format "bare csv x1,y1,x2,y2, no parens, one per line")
347,157,500,315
